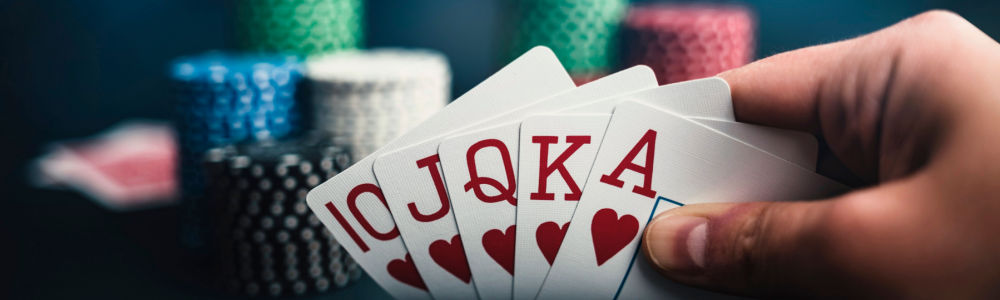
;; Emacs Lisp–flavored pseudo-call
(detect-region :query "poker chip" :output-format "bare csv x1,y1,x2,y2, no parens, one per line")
305,49,451,159
204,134,359,297
503,0,627,81
170,52,305,249
621,4,755,84
233,0,364,57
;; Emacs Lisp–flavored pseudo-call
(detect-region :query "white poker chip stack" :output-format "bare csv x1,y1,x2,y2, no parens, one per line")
306,49,451,159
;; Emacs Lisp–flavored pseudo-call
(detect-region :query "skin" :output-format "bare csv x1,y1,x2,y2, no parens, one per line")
642,10,1000,299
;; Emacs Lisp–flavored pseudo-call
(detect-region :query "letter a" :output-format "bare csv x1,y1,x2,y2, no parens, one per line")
599,129,657,198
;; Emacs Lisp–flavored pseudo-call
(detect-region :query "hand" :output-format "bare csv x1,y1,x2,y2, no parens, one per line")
642,10,1000,299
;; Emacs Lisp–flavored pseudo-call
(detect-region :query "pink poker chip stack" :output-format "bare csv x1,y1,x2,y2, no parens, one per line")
622,4,755,84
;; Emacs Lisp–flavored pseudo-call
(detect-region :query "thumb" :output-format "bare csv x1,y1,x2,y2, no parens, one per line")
641,183,921,298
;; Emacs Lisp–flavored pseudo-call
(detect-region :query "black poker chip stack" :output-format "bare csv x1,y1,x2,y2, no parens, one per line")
203,134,361,297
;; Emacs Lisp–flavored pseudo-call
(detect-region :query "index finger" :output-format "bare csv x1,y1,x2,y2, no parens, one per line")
717,38,864,133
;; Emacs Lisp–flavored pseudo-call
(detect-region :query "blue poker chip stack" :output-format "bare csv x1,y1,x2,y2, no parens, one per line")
170,52,305,250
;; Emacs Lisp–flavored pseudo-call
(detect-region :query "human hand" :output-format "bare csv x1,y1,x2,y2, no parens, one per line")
642,10,1000,299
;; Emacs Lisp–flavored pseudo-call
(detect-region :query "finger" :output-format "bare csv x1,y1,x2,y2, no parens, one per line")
719,25,903,182
716,11,923,132
717,38,855,132
641,180,938,298
718,10,979,182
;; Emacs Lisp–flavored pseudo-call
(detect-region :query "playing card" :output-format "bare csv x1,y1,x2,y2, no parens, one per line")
512,78,817,300
536,101,849,299
373,66,658,300
32,122,178,211
512,114,612,300
512,114,816,300
562,77,735,120
435,122,520,300
689,118,817,170
432,78,733,300
306,47,576,300
424,76,814,300
556,78,817,170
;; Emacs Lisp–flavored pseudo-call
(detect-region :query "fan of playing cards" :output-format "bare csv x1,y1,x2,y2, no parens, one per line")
306,47,850,299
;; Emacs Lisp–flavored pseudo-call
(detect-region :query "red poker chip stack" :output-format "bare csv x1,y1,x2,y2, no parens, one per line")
571,72,609,86
622,4,755,84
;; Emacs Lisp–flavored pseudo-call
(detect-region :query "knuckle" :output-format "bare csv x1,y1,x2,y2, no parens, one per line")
819,192,883,264
878,10,972,45
908,10,967,27
733,203,780,289
897,10,976,45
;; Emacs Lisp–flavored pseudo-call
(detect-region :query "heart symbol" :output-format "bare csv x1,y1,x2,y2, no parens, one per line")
482,225,516,275
536,221,570,265
591,208,639,266
387,254,428,291
429,234,473,283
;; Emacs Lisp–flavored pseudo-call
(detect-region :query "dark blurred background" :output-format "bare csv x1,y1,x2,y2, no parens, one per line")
1,0,998,298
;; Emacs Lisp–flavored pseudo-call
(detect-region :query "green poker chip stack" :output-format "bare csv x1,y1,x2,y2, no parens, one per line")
503,0,627,78
234,0,364,57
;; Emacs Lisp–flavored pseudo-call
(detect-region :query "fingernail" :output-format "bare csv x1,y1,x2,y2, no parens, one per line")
645,215,708,272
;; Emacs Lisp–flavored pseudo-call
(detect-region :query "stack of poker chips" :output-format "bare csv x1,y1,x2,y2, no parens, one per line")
170,53,305,250
503,0,627,83
306,49,451,159
233,0,364,56
203,134,361,297
621,4,755,84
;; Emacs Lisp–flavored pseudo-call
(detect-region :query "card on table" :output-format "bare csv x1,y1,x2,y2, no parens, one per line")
305,46,576,300
31,122,177,211
536,101,849,299
374,66,659,300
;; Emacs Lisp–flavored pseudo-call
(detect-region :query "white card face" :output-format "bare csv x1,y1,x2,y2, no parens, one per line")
437,122,521,300
578,77,817,170
372,66,658,299
690,118,817,170
513,114,612,300
504,77,813,300
305,47,575,300
512,113,816,300
565,77,736,121
510,80,736,299
615,199,746,300
537,101,849,299
371,139,482,299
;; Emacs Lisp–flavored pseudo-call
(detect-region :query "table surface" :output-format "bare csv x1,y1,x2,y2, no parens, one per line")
2,185,392,299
